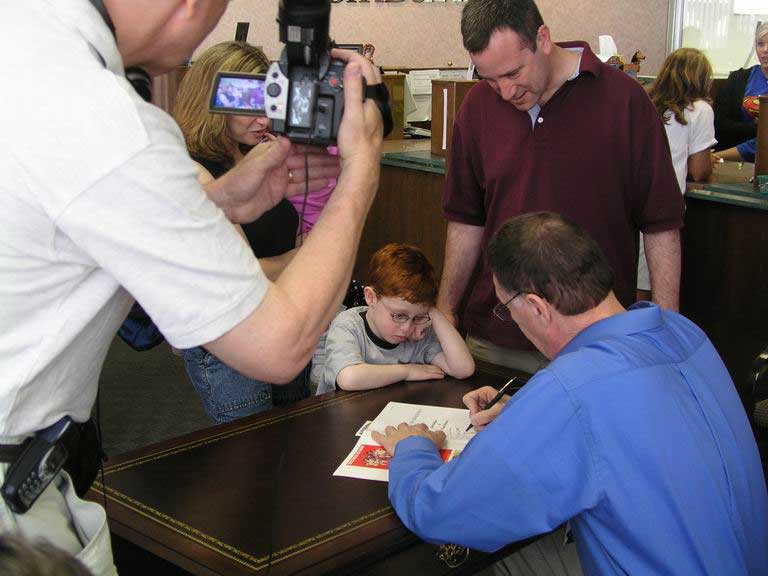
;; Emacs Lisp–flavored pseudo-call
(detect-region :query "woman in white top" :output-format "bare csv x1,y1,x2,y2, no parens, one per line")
638,48,717,296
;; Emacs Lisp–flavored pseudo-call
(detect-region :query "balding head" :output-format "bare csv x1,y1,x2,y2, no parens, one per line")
487,212,624,358
487,212,614,316
104,0,228,75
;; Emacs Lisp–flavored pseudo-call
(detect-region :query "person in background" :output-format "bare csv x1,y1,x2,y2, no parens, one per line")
374,212,768,576
314,243,474,395
437,0,684,376
713,22,768,162
174,41,308,421
637,47,717,299
289,146,338,239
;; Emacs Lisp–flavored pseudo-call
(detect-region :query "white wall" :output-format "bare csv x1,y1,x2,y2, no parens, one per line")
197,0,672,75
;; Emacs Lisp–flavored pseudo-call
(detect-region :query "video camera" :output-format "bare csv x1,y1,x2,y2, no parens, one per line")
209,0,392,146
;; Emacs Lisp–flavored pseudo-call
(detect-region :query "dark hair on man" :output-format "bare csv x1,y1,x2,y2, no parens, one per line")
0,533,92,576
368,243,438,306
461,0,544,54
487,212,614,316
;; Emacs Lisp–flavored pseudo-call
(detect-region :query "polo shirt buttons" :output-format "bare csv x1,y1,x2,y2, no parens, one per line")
537,117,544,124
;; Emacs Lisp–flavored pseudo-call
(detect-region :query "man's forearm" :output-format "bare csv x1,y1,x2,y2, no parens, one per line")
436,222,484,324
645,228,681,311
258,249,297,282
276,160,378,330
206,160,378,383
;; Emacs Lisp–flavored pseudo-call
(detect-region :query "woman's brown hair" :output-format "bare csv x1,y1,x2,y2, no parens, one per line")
174,41,270,165
647,48,713,126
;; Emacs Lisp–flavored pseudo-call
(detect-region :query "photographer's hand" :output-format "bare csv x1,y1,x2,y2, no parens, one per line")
205,137,340,224
331,49,384,171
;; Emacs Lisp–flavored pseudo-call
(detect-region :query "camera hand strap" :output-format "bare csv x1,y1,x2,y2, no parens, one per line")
364,82,394,139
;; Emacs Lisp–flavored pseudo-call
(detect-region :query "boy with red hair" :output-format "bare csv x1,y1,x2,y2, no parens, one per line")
315,244,474,394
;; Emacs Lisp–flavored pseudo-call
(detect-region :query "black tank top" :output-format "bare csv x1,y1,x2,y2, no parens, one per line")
192,154,298,258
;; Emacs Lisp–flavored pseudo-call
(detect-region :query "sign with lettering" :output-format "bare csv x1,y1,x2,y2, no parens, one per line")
331,0,466,3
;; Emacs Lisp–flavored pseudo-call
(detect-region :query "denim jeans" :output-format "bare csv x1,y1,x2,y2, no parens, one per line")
271,363,311,407
182,347,274,424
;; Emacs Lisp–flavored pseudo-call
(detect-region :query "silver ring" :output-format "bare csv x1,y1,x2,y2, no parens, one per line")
288,170,295,183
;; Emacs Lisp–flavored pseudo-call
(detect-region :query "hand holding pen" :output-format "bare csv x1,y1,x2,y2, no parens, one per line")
464,376,519,432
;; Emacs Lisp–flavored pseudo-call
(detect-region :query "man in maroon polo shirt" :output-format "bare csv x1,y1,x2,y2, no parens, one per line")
438,0,684,374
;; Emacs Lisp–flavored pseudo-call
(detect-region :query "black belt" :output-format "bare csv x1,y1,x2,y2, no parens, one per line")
0,441,29,464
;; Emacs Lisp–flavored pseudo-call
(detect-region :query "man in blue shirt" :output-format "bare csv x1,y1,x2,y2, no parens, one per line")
373,212,768,575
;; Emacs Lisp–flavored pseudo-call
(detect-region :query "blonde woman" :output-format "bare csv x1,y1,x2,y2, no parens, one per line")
174,42,308,422
713,23,768,162
638,48,717,297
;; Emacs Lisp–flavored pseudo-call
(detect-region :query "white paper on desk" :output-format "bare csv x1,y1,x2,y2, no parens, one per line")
333,402,475,482
369,402,476,445
407,69,441,95
355,420,373,436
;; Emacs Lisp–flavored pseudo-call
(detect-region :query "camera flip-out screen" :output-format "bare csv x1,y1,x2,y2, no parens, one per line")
209,72,266,115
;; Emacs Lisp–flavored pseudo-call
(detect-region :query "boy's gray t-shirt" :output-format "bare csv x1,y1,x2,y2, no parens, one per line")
315,306,443,395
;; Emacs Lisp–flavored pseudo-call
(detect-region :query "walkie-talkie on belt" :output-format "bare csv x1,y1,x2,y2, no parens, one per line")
1,417,79,514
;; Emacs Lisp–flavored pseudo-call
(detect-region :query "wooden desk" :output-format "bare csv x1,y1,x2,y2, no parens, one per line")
90,370,525,575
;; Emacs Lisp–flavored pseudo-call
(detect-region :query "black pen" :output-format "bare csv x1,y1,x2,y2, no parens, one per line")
466,376,518,431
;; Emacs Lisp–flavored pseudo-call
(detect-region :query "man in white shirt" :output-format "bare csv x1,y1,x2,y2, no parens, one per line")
0,1,384,573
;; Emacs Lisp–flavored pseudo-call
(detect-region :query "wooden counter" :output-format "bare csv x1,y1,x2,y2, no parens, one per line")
686,162,768,211
682,162,768,386
353,140,446,281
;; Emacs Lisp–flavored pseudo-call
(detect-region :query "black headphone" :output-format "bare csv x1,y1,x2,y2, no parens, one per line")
88,0,153,103
88,0,115,37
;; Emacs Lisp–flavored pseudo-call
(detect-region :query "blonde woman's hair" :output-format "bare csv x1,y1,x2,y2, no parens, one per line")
174,41,270,165
756,22,768,43
647,48,713,126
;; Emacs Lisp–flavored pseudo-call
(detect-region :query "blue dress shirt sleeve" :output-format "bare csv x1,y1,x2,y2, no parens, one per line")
388,372,602,552
736,137,756,163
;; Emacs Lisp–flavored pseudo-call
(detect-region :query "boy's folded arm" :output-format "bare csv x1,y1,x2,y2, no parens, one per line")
336,363,411,390
428,308,475,379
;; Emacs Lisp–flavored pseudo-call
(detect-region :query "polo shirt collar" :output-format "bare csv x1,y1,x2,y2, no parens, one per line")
51,0,124,74
557,40,602,79
559,301,662,357
360,310,399,350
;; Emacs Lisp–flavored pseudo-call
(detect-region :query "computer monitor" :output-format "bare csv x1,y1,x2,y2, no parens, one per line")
403,75,418,124
335,44,364,54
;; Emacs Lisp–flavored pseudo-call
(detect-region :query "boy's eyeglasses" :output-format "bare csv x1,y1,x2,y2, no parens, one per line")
390,312,431,325
377,298,431,325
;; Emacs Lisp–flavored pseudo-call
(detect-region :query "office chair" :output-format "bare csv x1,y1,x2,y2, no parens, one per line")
748,346,768,480
343,279,366,309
